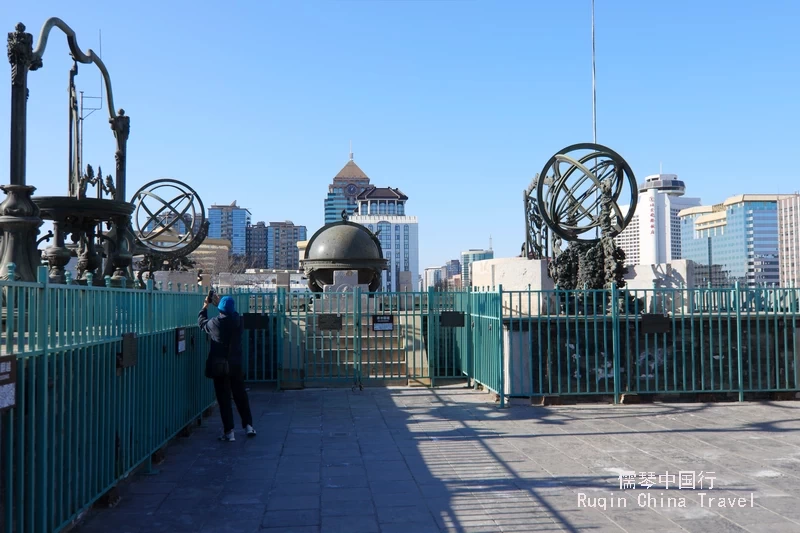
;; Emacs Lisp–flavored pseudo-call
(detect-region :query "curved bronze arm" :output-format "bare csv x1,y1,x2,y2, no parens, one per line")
31,17,116,122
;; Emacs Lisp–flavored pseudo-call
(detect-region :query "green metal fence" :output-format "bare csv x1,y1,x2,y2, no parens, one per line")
4,271,796,532
1,266,215,533
503,283,800,402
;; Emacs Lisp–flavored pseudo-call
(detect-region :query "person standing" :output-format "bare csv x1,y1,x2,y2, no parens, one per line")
199,293,256,441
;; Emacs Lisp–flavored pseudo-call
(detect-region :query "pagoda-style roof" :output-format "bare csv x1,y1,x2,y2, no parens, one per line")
334,160,369,179
356,186,408,201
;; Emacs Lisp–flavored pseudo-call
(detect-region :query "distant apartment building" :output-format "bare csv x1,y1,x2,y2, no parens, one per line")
461,249,494,288
615,174,701,266
324,152,372,224
208,201,251,256
447,274,462,291
679,194,790,288
267,221,308,270
141,231,231,277
246,221,269,269
778,194,800,287
350,186,419,292
423,266,448,290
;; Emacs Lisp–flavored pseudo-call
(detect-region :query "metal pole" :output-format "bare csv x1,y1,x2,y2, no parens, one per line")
592,0,599,239
592,0,597,144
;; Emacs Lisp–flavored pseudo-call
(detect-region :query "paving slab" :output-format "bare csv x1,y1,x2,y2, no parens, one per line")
76,387,800,532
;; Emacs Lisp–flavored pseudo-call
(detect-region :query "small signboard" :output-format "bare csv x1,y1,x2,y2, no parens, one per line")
317,314,343,331
0,355,17,412
243,313,271,330
641,314,671,334
118,332,138,368
176,328,186,353
440,311,466,328
372,315,394,331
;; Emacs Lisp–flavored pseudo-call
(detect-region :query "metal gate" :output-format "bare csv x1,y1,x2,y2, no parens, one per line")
237,289,480,389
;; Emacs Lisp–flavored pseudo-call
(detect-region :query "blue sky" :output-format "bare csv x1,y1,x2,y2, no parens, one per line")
2,1,799,271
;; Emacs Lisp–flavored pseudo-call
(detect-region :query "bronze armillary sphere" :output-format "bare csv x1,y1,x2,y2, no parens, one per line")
536,143,637,243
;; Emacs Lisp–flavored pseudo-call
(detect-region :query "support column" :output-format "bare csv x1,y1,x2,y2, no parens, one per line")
1,23,43,281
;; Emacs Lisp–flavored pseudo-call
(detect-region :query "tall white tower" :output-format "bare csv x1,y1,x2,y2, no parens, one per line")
615,173,701,266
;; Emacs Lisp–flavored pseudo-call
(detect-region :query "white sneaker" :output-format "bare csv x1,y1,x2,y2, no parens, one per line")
218,430,235,442
245,424,257,437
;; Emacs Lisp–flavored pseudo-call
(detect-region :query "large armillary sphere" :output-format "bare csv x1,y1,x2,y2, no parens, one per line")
536,143,637,243
130,178,208,259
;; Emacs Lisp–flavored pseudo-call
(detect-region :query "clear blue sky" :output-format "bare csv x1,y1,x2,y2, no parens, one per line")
2,1,799,271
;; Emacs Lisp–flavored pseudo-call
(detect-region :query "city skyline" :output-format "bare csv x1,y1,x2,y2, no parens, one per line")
2,2,799,271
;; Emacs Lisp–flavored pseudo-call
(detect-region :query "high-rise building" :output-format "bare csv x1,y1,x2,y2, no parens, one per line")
445,259,461,278
461,249,494,288
267,221,308,270
350,187,419,292
324,151,371,224
615,174,701,266
423,266,448,289
246,221,269,269
679,194,790,288
208,201,251,256
778,194,800,287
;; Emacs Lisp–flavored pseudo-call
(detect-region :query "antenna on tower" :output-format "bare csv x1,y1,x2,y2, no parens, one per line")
489,235,493,251
349,140,353,161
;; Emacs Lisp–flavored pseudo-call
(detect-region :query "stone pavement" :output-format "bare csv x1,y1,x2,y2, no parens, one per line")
76,386,800,533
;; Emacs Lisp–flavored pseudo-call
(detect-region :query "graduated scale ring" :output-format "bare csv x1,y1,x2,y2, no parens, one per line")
536,143,637,243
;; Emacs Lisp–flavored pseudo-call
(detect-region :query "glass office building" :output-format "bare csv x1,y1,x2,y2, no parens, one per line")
208,201,251,256
460,249,494,288
679,195,786,287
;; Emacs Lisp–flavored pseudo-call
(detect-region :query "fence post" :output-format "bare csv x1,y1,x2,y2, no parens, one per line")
611,281,621,405
467,286,474,389
35,265,50,532
735,281,744,402
498,284,505,408
355,286,363,390
276,288,285,392
146,277,154,334
427,286,435,388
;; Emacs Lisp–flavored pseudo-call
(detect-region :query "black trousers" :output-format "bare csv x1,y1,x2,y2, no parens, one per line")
213,368,253,433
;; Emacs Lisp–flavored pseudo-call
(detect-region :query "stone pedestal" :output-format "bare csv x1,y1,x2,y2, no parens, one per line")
321,270,370,312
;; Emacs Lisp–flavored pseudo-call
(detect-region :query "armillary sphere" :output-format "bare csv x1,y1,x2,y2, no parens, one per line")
130,178,206,253
536,143,637,243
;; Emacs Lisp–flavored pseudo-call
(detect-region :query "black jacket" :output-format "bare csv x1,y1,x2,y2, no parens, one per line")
198,308,243,366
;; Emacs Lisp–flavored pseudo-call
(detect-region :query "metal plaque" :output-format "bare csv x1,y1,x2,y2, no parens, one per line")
317,314,343,331
118,332,138,368
641,314,671,334
372,315,394,331
243,313,271,330
176,328,186,353
0,355,17,412
440,311,466,328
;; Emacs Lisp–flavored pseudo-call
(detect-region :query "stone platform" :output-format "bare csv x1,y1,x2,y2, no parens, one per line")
75,386,800,532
